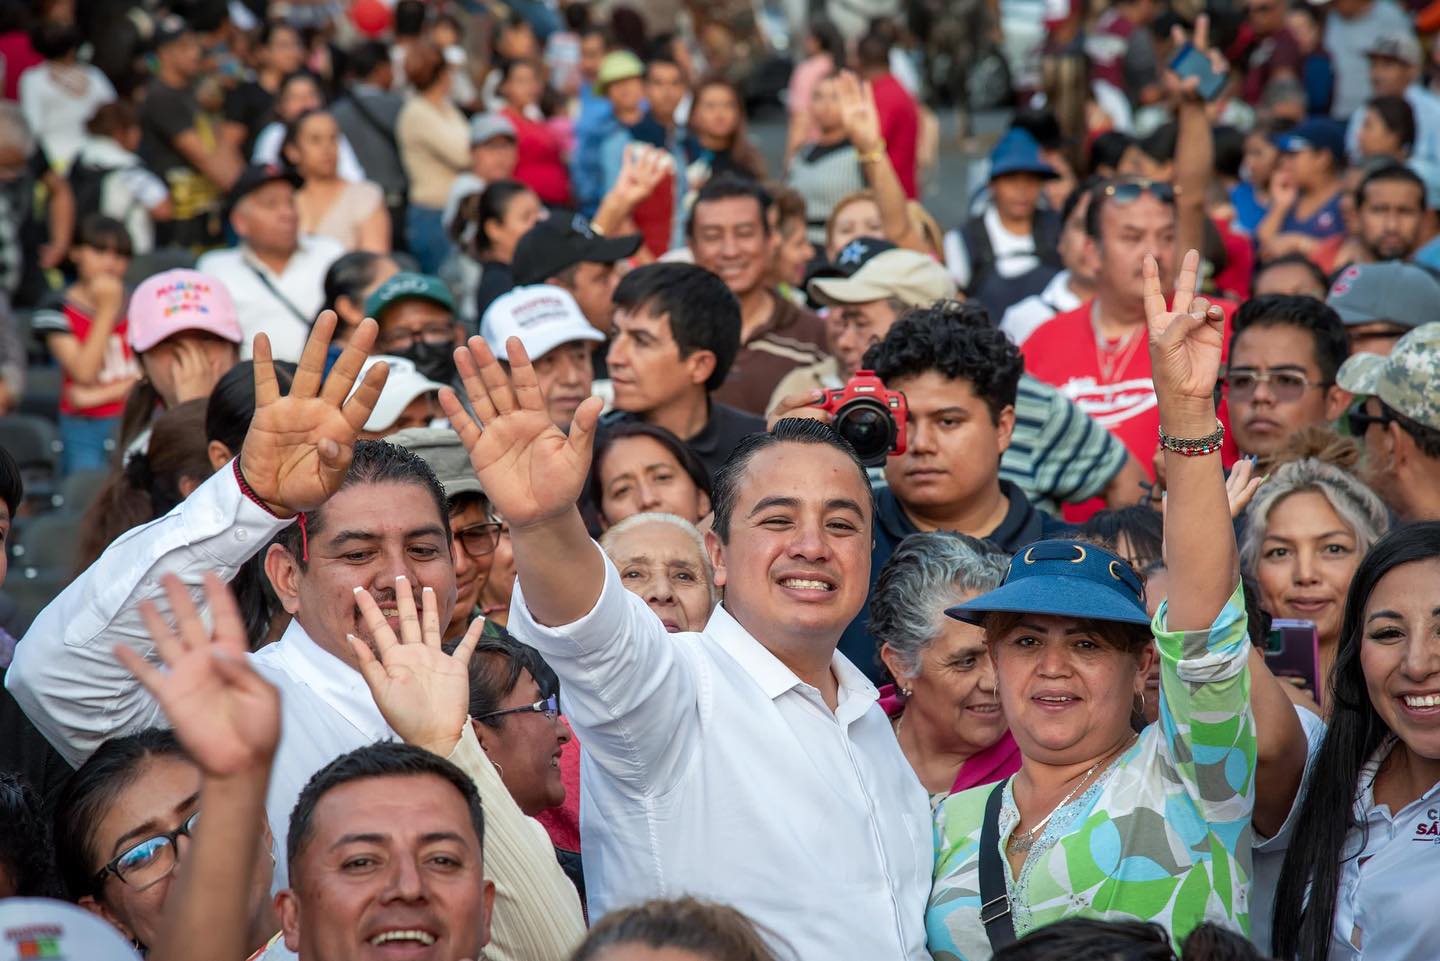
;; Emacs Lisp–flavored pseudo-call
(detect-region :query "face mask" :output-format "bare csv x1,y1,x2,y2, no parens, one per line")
399,340,457,383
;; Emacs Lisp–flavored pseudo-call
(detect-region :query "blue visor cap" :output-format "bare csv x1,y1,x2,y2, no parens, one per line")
945,539,1151,626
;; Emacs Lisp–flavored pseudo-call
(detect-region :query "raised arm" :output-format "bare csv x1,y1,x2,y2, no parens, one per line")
834,72,927,254
1168,19,1219,273
1143,249,1235,629
118,573,279,961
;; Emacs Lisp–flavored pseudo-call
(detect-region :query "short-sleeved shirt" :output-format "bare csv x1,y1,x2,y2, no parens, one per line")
32,301,140,417
603,401,766,482
1229,26,1302,105
927,584,1255,959
138,78,222,225
711,292,829,416
1086,9,1158,104
870,73,919,198
1280,190,1345,240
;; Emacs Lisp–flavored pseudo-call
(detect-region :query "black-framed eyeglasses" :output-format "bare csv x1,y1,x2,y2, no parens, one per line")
94,810,200,890
1347,402,1394,435
454,522,504,558
1100,178,1177,206
1223,368,1329,402
475,694,559,723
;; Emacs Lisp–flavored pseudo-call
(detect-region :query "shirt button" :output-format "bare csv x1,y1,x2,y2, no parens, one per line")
235,529,249,541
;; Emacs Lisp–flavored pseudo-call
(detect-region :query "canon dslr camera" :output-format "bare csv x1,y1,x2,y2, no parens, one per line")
814,370,907,467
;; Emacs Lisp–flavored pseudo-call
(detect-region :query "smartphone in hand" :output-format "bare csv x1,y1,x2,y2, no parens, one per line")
1265,619,1322,707
1170,43,1229,101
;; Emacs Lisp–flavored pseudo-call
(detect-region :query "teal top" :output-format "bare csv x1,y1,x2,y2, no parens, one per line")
926,583,1255,960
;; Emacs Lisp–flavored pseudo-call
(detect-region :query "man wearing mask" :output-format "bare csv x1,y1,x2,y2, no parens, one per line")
197,164,345,362
365,271,465,387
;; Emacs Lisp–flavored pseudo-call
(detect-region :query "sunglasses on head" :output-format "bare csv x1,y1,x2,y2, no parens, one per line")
1100,178,1177,206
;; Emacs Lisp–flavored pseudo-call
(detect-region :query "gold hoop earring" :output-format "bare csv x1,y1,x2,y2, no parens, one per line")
1134,689,1146,717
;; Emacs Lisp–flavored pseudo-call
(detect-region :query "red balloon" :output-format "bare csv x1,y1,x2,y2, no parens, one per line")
350,0,392,37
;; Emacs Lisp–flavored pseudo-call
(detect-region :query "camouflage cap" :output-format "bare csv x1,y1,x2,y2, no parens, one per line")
1336,322,1440,430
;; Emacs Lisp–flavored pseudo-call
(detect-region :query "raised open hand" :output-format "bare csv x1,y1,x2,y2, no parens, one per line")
1143,250,1226,405
116,573,279,777
613,142,674,209
240,309,389,516
349,576,485,755
834,71,883,155
439,336,603,530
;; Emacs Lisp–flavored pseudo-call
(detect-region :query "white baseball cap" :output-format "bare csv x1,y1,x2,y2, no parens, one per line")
349,355,446,433
0,899,141,960
480,285,604,362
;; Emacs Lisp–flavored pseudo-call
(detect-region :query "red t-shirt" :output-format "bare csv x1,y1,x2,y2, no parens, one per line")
36,303,139,418
504,106,572,207
1022,298,1236,478
870,74,919,199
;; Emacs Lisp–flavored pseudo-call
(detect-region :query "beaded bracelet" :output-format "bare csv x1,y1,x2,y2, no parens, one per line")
1158,418,1225,457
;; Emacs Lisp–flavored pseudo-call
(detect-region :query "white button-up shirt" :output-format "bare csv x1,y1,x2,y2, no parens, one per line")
196,237,346,363
508,549,934,961
1331,738,1440,960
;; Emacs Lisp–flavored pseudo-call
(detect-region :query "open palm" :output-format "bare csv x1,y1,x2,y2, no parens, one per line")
1143,250,1225,401
241,310,389,516
440,336,603,530
350,576,485,755
116,573,279,777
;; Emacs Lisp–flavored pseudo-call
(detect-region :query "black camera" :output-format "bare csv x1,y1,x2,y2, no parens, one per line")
814,370,908,467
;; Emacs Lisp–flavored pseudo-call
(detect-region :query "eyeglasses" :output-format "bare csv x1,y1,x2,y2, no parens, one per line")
1099,178,1177,206
378,325,456,353
1347,403,1395,435
1223,368,1328,402
475,694,559,723
454,521,504,558
94,810,200,890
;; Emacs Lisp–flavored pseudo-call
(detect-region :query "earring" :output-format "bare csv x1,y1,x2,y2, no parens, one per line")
492,761,505,779
1134,689,1146,716
901,687,913,698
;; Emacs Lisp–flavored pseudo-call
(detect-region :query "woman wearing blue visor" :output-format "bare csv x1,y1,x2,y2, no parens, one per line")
927,251,1291,959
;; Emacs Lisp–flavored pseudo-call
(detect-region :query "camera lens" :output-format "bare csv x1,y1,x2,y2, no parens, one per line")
833,398,895,467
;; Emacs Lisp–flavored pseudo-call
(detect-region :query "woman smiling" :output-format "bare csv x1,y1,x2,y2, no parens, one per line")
926,252,1291,957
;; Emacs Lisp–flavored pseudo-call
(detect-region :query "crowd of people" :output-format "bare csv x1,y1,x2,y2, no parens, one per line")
0,0,1438,960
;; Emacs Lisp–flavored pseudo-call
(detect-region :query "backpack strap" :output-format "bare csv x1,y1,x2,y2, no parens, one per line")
961,215,995,295
979,777,1018,952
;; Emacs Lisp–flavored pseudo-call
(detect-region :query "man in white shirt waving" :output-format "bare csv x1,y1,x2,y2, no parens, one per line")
440,335,934,960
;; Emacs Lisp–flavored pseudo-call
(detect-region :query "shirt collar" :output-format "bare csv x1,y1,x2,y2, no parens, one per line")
1355,734,1440,818
705,603,880,722
271,619,392,741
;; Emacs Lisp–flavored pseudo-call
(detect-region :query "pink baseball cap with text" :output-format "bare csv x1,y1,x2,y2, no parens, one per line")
127,269,244,353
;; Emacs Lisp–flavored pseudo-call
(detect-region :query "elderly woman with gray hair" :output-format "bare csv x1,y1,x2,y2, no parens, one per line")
870,531,1020,797
1241,456,1389,712
600,512,720,635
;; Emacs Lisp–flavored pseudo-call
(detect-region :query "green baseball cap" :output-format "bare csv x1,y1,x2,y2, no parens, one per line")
365,272,455,321
385,427,485,502
596,50,644,94
1336,322,1440,431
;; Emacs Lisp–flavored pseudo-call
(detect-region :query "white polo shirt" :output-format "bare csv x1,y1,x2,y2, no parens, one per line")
509,547,934,961
197,237,345,362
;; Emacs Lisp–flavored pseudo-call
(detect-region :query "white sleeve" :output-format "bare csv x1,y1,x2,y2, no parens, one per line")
506,542,700,795
338,135,367,183
252,124,281,164
5,463,294,766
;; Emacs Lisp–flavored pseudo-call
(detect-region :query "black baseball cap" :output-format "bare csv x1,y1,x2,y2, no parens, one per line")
226,163,302,213
512,214,643,285
152,14,192,49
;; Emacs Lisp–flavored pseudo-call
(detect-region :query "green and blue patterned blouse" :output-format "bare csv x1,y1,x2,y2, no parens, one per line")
927,583,1255,960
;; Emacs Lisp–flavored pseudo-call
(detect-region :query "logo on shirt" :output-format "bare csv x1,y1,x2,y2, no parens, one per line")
1058,376,1158,427
1415,809,1440,843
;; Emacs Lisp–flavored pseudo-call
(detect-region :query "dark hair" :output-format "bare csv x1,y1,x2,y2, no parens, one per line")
86,100,140,138
1355,159,1424,208
863,301,1023,423
496,56,540,94
1230,294,1349,386
1363,95,1416,153
257,19,299,50
1078,505,1165,571
1060,175,1101,227
1271,522,1440,960
807,16,846,64
278,69,322,103
1181,922,1267,961
77,400,214,573
587,420,713,522
689,79,767,179
609,6,647,55
710,419,872,543
1138,122,1178,164
348,40,391,80
571,896,787,961
991,917,1176,961
1014,108,1063,151
1383,400,1440,458
394,0,427,37
0,444,21,518
1253,252,1329,294
444,627,558,728
467,179,534,257
1086,177,1177,241
612,263,742,392
1090,131,1134,174
75,214,134,257
1213,125,1246,180
322,251,389,317
52,729,186,901
0,773,60,898
274,440,450,569
688,172,773,238
30,20,81,60
404,40,447,91
563,3,590,33
856,28,891,69
280,108,335,170
286,742,485,879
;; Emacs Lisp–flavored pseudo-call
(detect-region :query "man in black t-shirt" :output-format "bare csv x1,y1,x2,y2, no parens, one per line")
138,16,243,249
